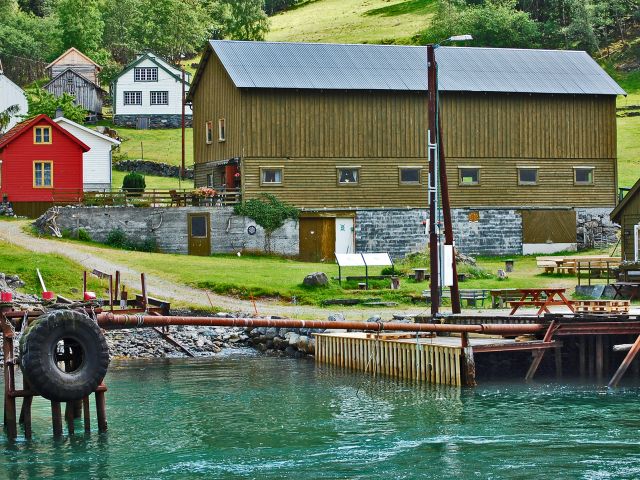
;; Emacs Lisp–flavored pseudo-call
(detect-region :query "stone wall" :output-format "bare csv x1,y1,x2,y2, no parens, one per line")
354,208,522,258
113,114,193,129
452,208,522,256
42,206,298,256
114,160,194,179
355,209,428,259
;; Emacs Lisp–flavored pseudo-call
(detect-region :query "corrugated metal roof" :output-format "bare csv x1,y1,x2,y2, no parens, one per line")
209,40,625,95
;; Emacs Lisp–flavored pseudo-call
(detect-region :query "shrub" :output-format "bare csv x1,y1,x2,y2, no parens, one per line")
77,229,91,242
105,228,128,249
122,172,146,196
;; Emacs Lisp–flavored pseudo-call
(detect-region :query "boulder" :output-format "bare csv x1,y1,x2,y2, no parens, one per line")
303,272,328,287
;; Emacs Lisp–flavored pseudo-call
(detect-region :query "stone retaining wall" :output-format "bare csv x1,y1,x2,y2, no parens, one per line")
114,159,194,180
40,206,298,256
113,114,193,129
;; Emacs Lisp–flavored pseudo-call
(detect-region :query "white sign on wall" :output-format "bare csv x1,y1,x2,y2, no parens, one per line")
442,245,454,287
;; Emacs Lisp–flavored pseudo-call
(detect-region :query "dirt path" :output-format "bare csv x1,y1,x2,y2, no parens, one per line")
0,221,438,319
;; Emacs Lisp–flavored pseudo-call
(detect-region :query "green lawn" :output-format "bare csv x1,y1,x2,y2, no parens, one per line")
268,0,436,44
0,241,106,298
615,69,640,188
111,170,193,190
63,241,611,306
113,126,193,167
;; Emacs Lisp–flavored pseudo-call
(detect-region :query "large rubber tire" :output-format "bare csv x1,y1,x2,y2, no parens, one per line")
19,310,110,402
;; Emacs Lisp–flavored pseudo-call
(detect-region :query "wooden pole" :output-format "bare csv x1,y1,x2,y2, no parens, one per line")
51,402,63,437
95,390,107,433
608,334,640,388
3,331,17,439
437,110,460,314
83,396,91,433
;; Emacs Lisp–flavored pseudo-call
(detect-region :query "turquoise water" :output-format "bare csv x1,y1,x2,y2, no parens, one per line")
2,350,640,479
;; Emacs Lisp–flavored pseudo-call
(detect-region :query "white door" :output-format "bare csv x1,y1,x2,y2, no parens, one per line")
335,218,354,254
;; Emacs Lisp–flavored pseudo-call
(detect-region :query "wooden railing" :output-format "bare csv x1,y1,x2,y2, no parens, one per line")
51,188,242,208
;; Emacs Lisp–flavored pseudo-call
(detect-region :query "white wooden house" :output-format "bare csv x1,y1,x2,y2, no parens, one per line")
53,117,120,191
0,70,28,132
112,52,192,129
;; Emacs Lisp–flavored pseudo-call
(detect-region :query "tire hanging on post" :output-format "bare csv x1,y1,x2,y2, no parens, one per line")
20,310,110,402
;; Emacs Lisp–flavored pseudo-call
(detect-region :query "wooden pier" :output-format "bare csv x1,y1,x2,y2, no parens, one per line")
314,331,561,386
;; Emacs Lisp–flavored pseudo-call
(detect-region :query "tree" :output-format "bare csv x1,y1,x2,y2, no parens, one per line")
26,87,86,123
0,105,20,134
418,0,540,49
55,0,104,55
206,0,270,41
234,194,299,253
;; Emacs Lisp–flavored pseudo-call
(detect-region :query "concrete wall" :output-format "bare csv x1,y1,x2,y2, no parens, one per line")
48,206,298,255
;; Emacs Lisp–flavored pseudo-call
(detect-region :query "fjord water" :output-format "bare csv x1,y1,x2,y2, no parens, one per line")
2,351,640,479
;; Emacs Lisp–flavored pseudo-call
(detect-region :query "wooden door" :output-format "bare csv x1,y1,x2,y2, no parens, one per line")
521,210,576,243
188,213,211,256
299,217,335,262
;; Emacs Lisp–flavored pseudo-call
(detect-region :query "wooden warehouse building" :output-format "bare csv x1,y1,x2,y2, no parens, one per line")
611,178,640,262
188,41,625,260
44,68,106,116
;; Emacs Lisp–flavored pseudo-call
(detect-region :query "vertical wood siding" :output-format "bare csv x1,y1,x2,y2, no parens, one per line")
45,70,103,114
193,50,618,209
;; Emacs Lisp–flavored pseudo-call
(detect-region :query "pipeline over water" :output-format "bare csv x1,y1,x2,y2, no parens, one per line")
96,314,545,336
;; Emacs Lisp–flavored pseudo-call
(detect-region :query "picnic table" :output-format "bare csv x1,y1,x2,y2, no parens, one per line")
490,288,521,309
508,288,575,315
611,282,640,301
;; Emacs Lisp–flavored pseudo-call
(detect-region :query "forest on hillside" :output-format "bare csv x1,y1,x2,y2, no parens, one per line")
1,0,638,87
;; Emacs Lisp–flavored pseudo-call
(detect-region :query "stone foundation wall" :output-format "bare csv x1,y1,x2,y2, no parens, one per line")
453,208,522,256
113,114,193,129
355,209,428,259
40,206,298,256
114,160,194,179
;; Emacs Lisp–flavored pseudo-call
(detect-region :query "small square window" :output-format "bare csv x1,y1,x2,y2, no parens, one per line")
205,122,213,144
338,167,359,185
261,167,283,185
518,168,538,185
218,119,226,142
34,126,52,144
399,167,422,185
123,91,142,105
574,167,594,185
459,167,480,186
150,91,168,105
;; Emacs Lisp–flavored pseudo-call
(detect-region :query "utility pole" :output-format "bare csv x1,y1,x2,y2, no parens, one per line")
427,44,439,316
181,65,186,181
427,42,462,316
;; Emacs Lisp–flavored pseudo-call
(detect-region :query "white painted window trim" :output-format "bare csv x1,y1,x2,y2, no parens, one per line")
635,224,639,262
260,166,283,186
134,67,158,82
218,118,226,142
150,91,168,105
517,166,539,186
123,91,142,105
573,166,595,185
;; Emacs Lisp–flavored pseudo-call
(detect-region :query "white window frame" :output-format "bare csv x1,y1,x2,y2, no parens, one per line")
635,224,639,262
218,118,226,142
458,166,481,186
517,166,539,186
337,166,360,185
123,91,142,105
260,167,283,186
205,122,213,144
399,166,422,185
150,91,168,105
134,67,158,82
573,166,595,185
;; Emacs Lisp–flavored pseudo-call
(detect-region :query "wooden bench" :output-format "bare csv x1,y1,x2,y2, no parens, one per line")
421,289,487,307
574,300,630,314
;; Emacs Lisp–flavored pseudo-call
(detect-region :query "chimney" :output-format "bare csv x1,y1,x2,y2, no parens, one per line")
54,107,64,119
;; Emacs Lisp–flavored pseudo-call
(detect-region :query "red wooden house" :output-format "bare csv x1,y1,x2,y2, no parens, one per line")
0,114,89,216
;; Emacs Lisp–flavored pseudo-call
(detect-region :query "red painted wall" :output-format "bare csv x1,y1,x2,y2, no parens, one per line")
0,118,84,202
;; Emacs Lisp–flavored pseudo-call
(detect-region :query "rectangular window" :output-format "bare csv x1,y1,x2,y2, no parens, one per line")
190,215,207,238
123,91,142,105
574,167,594,185
205,122,213,144
33,126,52,144
518,167,538,185
206,173,213,188
33,161,53,188
218,119,226,142
459,167,480,186
337,167,360,185
134,67,158,82
150,91,168,105
260,167,283,185
399,167,422,185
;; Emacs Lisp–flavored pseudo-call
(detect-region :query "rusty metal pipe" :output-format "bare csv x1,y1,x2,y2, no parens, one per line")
96,313,544,335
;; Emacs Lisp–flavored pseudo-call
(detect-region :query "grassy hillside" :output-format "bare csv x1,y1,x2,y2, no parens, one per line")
268,0,436,44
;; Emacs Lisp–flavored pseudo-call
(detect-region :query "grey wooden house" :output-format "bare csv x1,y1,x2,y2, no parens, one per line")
44,68,106,116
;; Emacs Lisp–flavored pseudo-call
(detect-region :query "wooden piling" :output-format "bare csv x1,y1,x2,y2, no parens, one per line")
83,396,91,433
95,389,108,433
51,402,63,437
